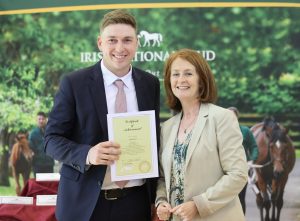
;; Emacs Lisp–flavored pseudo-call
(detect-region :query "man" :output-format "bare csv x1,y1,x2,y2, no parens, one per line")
29,112,54,177
45,9,160,221
228,107,258,214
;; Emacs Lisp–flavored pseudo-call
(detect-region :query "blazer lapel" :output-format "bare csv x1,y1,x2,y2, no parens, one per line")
185,103,209,171
162,114,181,197
88,62,109,140
132,68,148,111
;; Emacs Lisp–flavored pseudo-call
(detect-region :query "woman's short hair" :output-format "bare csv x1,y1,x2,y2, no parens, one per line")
164,48,217,111
100,9,137,33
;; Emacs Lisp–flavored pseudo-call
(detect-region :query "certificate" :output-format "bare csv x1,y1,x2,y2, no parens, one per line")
107,110,158,181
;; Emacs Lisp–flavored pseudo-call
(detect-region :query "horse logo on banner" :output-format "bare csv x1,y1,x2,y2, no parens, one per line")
138,30,163,47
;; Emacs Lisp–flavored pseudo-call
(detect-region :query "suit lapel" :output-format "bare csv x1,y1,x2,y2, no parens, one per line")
88,62,109,139
162,114,181,195
132,68,148,111
185,103,209,171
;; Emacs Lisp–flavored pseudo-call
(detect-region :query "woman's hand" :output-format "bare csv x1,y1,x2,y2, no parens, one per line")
156,202,172,220
170,201,198,221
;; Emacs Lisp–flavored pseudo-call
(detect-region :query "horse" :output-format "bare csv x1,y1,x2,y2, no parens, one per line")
251,117,295,221
138,30,163,47
9,132,33,195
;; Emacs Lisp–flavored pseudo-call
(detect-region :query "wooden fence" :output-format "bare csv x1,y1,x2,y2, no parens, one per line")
239,114,300,148
160,113,300,149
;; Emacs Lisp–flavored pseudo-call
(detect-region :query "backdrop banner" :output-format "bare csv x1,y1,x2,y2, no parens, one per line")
0,2,299,220
1,1,300,15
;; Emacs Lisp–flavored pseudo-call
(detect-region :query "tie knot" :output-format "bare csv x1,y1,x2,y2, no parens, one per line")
114,79,125,89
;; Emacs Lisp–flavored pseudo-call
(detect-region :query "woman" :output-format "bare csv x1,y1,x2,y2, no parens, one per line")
156,49,248,221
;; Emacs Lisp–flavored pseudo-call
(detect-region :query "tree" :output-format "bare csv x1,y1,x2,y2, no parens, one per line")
0,11,99,184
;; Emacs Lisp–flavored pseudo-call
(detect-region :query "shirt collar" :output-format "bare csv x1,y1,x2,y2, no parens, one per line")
101,60,133,89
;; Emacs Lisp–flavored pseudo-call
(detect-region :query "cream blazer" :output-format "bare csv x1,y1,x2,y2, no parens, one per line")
156,103,248,221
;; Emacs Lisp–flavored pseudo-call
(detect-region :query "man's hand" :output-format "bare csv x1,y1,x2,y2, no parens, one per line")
87,141,121,165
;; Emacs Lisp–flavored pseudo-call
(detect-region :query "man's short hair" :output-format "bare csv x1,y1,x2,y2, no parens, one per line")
227,107,239,117
37,111,47,118
100,9,137,33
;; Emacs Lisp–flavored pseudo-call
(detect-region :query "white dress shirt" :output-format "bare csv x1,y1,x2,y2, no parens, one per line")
100,60,145,189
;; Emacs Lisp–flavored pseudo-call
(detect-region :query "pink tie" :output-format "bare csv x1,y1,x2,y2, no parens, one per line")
114,79,129,188
114,80,127,113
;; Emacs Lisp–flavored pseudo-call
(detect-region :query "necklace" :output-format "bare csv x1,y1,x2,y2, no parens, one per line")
181,105,200,134
181,118,196,134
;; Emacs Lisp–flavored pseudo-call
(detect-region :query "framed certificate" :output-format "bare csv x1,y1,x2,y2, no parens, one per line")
107,110,158,181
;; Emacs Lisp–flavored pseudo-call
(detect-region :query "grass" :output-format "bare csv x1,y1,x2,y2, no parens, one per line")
296,149,300,159
0,176,19,196
0,173,34,196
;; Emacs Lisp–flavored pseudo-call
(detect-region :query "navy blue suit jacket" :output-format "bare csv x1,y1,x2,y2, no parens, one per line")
45,61,160,221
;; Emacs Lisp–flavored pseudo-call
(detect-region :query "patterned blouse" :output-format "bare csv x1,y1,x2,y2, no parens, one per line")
169,131,193,220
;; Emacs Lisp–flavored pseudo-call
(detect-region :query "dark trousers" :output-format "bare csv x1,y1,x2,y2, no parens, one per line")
239,183,247,214
90,184,150,221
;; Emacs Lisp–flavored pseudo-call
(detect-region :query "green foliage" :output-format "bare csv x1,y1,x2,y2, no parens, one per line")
133,8,300,114
0,7,300,136
0,145,9,154
0,11,102,133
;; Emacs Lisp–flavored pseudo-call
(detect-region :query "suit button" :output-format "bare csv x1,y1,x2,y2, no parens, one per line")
98,181,102,186
72,164,80,170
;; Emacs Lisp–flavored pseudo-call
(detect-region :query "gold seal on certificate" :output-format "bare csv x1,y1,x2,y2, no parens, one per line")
107,110,158,181
139,161,151,173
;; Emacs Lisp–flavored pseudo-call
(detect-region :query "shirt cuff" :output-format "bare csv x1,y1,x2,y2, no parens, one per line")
85,153,91,171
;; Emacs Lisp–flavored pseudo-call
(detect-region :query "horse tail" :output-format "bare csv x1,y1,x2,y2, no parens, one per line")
159,34,163,42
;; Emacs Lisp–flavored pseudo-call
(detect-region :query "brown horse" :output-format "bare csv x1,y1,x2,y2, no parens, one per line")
251,117,295,221
9,132,33,195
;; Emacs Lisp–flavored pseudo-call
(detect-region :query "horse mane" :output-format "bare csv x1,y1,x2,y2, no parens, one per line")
262,116,289,143
262,116,276,130
10,134,33,167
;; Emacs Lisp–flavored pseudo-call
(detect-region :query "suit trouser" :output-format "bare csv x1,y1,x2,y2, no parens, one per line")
90,184,150,221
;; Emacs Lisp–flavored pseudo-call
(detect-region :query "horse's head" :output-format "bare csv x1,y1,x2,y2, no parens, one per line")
16,133,29,148
268,124,290,180
14,132,33,161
